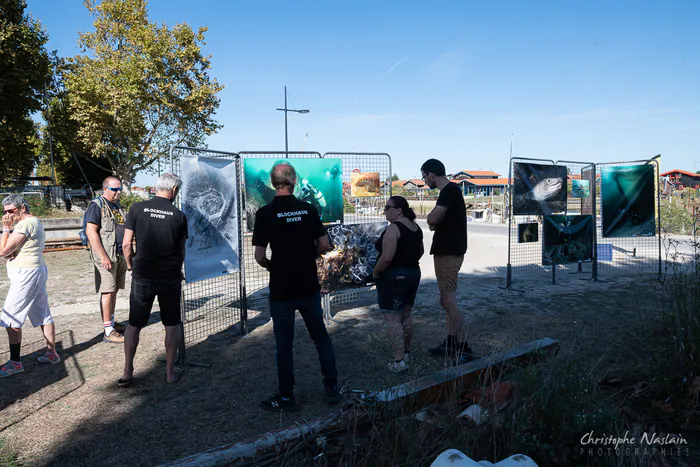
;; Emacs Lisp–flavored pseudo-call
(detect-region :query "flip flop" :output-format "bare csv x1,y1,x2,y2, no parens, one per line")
166,368,182,384
117,377,133,388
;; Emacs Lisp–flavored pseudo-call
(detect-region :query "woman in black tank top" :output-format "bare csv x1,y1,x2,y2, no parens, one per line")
372,196,423,373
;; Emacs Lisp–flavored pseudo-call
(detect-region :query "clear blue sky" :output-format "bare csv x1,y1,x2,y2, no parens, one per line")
26,0,700,186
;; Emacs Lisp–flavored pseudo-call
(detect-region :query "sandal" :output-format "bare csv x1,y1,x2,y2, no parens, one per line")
117,377,133,388
166,368,182,384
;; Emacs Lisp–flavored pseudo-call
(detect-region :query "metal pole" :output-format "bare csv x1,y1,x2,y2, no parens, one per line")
284,86,289,157
505,137,514,289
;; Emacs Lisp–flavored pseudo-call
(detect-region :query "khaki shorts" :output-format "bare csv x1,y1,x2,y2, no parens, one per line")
94,254,127,294
434,255,464,292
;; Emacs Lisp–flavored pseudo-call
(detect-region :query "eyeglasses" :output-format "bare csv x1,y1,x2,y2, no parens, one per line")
384,205,397,211
105,186,123,192
3,207,18,214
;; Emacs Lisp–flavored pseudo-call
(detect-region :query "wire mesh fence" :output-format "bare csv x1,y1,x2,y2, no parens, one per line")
506,156,661,288
594,158,662,278
323,153,392,309
238,152,324,315
170,146,245,347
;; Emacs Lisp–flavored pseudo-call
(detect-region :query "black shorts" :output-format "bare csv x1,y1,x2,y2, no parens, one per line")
129,277,182,328
376,267,421,313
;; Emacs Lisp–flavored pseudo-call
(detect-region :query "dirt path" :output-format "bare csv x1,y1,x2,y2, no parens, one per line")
0,247,662,466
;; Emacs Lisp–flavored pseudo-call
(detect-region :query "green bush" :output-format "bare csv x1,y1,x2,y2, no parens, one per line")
25,194,52,217
660,198,694,235
343,197,356,213
119,193,145,211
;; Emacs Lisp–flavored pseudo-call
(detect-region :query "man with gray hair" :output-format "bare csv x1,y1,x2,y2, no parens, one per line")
85,176,128,343
119,173,187,386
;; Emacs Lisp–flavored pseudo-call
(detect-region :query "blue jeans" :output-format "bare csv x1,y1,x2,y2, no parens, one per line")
270,293,338,397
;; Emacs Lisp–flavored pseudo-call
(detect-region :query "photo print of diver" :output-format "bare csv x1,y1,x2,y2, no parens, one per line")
243,158,344,231
513,162,567,215
542,215,594,266
601,165,656,238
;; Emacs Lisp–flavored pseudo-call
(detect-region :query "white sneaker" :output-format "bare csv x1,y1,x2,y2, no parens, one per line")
387,359,409,373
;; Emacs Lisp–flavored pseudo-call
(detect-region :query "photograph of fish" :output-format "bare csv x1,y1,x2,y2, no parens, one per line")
317,222,386,292
350,172,381,197
571,179,590,199
513,163,567,215
180,155,239,282
518,222,539,243
542,215,593,265
601,165,656,237
244,158,344,231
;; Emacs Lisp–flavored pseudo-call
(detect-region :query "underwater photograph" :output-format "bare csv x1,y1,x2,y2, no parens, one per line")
317,222,386,293
601,165,656,237
350,172,381,197
513,162,567,215
542,215,593,265
518,222,539,243
243,158,344,231
571,179,590,199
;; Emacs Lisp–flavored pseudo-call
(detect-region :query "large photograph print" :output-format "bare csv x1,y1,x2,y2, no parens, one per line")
513,163,567,215
601,165,656,237
317,222,386,293
542,215,593,265
244,158,343,231
180,156,240,282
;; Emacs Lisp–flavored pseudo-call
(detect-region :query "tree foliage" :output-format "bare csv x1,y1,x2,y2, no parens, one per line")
0,0,51,184
36,55,111,187
64,0,224,187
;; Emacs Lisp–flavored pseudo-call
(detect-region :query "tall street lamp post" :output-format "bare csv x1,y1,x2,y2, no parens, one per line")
276,86,309,157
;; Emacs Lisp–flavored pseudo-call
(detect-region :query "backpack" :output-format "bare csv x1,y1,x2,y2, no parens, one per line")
79,197,110,247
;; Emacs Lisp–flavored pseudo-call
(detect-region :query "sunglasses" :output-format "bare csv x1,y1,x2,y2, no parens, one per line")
105,186,123,192
3,207,18,214
384,205,397,211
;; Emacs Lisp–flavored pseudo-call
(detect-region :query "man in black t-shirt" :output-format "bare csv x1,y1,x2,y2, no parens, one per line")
118,173,188,387
421,158,474,362
252,162,339,412
85,176,128,344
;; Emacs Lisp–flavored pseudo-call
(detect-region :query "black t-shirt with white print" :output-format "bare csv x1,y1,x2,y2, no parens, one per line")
125,196,188,280
252,195,326,301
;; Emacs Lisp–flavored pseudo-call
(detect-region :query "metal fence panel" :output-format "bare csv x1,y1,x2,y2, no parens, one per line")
170,146,246,348
238,152,324,315
594,157,662,278
506,156,661,288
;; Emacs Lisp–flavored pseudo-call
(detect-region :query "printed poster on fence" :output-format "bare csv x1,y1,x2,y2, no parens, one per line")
180,155,240,282
244,158,344,231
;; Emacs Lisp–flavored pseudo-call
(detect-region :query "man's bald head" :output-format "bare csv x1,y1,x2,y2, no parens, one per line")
271,163,297,190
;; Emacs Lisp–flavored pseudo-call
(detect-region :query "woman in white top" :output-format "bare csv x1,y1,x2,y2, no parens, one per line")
0,194,59,378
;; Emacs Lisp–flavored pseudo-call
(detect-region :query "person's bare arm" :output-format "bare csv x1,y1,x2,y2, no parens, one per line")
315,234,331,256
255,246,271,271
426,205,448,227
0,232,26,257
373,225,399,278
122,228,134,269
86,223,112,270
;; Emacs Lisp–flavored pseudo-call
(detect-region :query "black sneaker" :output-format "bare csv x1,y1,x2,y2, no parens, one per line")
325,386,341,404
452,346,477,363
428,340,448,355
260,393,297,412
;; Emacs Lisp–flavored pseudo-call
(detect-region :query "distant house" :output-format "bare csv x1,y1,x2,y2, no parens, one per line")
661,170,700,190
448,170,509,196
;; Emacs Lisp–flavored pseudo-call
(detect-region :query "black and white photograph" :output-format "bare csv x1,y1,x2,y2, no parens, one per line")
180,155,240,282
513,162,567,215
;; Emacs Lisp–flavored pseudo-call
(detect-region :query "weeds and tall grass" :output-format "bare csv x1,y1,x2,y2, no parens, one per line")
0,437,23,467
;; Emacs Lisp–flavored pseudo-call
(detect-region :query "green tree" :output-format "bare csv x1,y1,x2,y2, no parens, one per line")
0,0,51,184
64,0,224,189
36,55,111,186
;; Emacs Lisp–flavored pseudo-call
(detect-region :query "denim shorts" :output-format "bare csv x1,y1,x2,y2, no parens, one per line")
376,267,421,314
